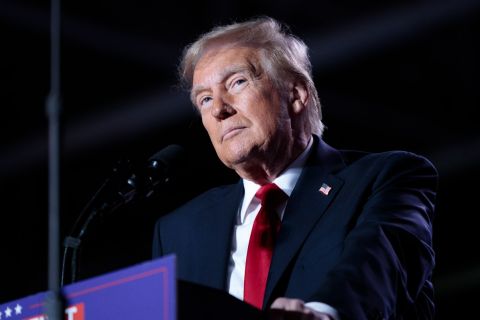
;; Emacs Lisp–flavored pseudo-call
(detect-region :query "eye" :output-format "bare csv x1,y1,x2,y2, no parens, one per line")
233,78,246,86
198,96,212,108
230,77,247,91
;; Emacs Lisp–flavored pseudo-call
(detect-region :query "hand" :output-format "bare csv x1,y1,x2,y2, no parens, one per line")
268,297,334,320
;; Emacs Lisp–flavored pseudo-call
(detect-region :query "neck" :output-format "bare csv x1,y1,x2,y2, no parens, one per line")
235,135,310,185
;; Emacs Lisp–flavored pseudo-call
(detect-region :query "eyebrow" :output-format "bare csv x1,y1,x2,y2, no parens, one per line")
190,64,252,103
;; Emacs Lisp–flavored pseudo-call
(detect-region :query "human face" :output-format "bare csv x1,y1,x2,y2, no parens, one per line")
192,46,294,178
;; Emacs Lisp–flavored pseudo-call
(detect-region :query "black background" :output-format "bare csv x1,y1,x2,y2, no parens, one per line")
1,0,479,318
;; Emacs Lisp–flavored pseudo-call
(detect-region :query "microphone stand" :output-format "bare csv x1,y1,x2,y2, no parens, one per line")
45,0,64,318
61,163,137,285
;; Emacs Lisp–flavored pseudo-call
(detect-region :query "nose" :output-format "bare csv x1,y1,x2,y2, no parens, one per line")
211,93,236,120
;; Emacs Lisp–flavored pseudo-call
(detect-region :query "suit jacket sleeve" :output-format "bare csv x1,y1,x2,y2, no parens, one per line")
309,152,437,319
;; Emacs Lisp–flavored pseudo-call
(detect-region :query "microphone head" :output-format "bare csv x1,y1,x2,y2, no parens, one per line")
145,144,187,195
148,144,186,170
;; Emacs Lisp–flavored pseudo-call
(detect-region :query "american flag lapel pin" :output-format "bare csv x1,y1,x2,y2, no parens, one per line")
319,183,332,196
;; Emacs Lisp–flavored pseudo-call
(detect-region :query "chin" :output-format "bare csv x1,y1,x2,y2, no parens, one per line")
216,137,266,166
217,148,252,168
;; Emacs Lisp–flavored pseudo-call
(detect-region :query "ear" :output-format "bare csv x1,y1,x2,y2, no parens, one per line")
289,81,309,114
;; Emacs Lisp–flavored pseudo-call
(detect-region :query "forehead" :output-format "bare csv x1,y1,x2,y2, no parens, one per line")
192,46,261,86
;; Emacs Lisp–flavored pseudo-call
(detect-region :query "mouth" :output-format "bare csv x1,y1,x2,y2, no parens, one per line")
221,126,246,142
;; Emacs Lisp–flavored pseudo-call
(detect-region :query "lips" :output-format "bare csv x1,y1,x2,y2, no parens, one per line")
221,126,246,142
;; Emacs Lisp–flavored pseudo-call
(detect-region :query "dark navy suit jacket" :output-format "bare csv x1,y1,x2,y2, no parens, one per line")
152,136,437,319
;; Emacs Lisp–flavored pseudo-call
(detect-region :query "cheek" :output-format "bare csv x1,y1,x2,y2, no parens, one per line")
201,113,214,131
255,107,284,133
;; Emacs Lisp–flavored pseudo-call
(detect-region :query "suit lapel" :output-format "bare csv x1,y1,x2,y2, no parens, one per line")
264,137,346,307
194,181,243,290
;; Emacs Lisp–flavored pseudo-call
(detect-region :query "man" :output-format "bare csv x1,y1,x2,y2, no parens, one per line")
153,17,437,320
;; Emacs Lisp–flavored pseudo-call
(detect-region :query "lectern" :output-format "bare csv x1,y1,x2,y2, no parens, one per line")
0,255,263,320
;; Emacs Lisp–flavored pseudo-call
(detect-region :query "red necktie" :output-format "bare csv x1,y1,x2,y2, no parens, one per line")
244,183,287,309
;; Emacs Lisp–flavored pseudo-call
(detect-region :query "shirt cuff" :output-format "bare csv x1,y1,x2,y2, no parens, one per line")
305,301,340,320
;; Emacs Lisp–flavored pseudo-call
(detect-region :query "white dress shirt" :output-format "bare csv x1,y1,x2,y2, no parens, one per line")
226,138,339,320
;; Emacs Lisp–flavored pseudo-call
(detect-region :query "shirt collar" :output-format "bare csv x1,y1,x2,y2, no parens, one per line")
239,137,313,223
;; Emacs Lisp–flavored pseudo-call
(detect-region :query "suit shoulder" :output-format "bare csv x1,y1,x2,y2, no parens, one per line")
335,150,438,195
340,149,437,175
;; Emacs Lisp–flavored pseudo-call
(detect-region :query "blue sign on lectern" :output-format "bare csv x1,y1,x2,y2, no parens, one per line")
0,255,176,320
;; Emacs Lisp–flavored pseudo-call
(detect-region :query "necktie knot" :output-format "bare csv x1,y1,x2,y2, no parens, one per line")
255,183,287,211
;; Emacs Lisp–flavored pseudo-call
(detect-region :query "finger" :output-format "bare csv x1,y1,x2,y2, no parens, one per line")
271,298,306,312
271,297,289,309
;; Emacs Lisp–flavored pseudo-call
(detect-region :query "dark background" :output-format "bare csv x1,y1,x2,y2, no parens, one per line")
1,0,479,318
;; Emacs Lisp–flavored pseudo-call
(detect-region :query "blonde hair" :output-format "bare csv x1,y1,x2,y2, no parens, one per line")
179,17,324,136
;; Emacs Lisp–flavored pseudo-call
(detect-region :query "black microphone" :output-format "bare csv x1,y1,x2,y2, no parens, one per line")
117,144,186,203
142,144,187,198
61,144,186,285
